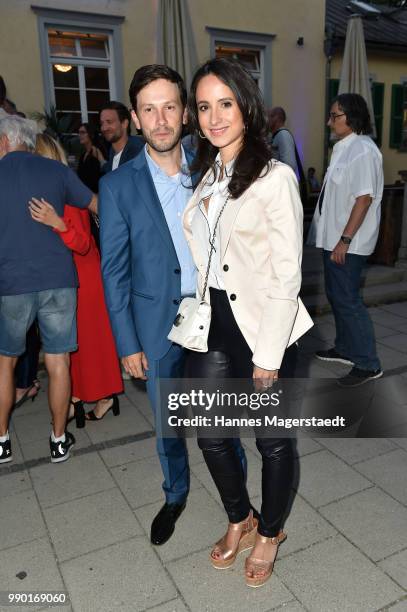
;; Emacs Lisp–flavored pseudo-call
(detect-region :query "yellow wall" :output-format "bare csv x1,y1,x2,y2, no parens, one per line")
331,53,407,184
0,0,326,176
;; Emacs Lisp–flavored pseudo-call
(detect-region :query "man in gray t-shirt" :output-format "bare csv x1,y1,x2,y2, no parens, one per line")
268,106,299,177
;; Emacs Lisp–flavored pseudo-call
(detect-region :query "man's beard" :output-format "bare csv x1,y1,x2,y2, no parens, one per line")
144,125,182,153
104,132,122,144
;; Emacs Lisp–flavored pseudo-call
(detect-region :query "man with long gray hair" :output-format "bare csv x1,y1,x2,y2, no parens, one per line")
0,115,96,464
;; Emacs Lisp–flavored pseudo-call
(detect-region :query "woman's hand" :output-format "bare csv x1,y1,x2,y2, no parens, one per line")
253,366,279,391
29,197,67,232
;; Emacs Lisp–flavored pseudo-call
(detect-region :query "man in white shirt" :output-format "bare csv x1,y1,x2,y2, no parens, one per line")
311,93,383,386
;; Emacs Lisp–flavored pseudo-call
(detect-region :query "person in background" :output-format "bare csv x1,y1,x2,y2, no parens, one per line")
0,115,96,464
312,93,383,387
13,324,41,408
184,58,312,588
77,122,106,194
30,133,123,427
0,76,8,119
267,106,299,175
307,166,320,192
100,101,144,172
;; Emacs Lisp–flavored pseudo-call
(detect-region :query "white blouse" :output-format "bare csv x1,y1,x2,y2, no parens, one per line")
190,154,234,294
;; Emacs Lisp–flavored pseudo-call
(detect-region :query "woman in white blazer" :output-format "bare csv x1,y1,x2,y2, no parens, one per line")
183,58,313,588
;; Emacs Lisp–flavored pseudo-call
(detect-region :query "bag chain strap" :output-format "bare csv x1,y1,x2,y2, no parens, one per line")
201,195,230,302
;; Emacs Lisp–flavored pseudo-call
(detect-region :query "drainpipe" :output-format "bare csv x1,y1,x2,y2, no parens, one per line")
323,25,335,173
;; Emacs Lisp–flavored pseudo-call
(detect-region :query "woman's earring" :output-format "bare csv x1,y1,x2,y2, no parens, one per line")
198,130,206,139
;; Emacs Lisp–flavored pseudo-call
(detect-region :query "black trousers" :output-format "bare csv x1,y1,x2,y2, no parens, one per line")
185,288,295,537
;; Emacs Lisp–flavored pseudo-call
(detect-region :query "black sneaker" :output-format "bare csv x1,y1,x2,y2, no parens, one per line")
49,431,75,463
0,438,12,463
337,367,383,388
315,348,354,366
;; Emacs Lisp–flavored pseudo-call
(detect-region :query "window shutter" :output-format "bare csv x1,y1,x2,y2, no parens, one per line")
372,82,384,147
390,84,403,149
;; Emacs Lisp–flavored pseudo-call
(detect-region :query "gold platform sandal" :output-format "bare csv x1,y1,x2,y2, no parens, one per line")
210,510,258,569
245,531,286,587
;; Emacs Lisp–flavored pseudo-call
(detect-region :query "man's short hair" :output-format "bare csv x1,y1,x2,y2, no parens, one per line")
269,106,286,123
128,64,187,111
99,101,131,135
331,93,372,135
0,115,37,149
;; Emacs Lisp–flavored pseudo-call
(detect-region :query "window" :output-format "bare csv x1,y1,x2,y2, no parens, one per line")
48,30,112,131
206,28,274,105
33,6,125,134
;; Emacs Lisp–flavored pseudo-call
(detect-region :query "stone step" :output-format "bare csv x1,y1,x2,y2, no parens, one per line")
302,280,407,315
301,266,407,296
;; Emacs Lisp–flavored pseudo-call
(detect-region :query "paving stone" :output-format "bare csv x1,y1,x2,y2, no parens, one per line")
100,436,157,467
112,456,201,508
279,495,336,557
294,437,323,456
380,303,407,318
275,535,404,612
43,488,142,562
394,438,407,450
85,399,152,445
146,600,189,612
379,548,407,590
378,333,407,354
12,408,54,444
30,453,116,508
316,437,397,464
375,345,407,371
369,308,407,330
296,450,371,507
355,449,407,505
135,486,227,563
0,490,46,550
378,598,407,612
267,603,307,612
60,537,176,611
320,488,407,561
0,469,32,497
167,548,293,612
0,537,65,611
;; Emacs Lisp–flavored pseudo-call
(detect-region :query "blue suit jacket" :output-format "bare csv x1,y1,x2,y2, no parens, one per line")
99,147,196,361
103,135,144,174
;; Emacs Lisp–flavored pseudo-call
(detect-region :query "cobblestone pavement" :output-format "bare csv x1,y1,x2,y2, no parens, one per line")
1,303,407,612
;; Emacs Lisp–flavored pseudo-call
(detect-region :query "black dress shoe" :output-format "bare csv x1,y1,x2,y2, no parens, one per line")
150,501,186,545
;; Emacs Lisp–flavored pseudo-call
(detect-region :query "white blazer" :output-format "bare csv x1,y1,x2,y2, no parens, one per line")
183,161,314,370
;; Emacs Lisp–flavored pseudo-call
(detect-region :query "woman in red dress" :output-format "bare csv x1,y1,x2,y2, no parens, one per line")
30,134,123,427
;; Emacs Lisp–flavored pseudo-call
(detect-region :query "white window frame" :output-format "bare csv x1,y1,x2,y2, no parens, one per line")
206,27,275,106
32,6,125,116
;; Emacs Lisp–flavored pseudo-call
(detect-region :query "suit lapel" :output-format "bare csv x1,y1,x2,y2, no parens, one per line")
219,190,250,261
132,160,178,260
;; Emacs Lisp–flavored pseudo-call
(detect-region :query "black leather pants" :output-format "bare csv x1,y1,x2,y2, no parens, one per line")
185,288,295,537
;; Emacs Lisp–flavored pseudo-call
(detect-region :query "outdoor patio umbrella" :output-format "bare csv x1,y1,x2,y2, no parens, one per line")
338,15,376,138
157,0,197,87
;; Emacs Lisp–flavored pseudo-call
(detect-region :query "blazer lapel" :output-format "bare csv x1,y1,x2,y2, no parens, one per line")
219,190,250,261
132,160,178,260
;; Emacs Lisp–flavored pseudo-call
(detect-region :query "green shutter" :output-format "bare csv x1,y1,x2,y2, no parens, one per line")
328,78,339,105
372,82,384,147
390,84,403,149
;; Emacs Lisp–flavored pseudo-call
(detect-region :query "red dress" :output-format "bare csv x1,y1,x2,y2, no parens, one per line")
56,206,123,401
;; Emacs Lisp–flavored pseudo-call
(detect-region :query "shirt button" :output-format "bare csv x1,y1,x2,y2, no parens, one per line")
174,269,181,274
173,299,180,305
230,294,236,301
223,264,229,272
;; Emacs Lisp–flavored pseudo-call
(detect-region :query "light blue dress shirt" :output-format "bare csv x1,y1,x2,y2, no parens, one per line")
145,145,196,296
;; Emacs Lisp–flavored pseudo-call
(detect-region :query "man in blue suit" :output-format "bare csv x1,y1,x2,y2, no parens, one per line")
100,101,144,173
99,65,246,545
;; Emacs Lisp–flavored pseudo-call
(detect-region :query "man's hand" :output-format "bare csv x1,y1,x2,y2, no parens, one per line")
121,352,149,380
253,366,278,392
330,240,349,265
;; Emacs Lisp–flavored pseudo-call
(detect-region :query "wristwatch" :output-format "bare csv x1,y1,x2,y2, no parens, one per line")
340,235,352,245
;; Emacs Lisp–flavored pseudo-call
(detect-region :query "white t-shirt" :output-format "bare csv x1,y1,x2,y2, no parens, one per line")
112,149,123,171
310,132,383,256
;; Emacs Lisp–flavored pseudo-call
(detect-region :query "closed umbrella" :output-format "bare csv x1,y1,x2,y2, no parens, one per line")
157,0,198,87
338,15,376,138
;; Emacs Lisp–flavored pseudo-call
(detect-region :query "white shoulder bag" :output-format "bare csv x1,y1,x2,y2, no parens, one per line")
168,196,229,352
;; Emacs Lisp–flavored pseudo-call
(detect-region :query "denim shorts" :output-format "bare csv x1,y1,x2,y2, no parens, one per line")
0,288,77,356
